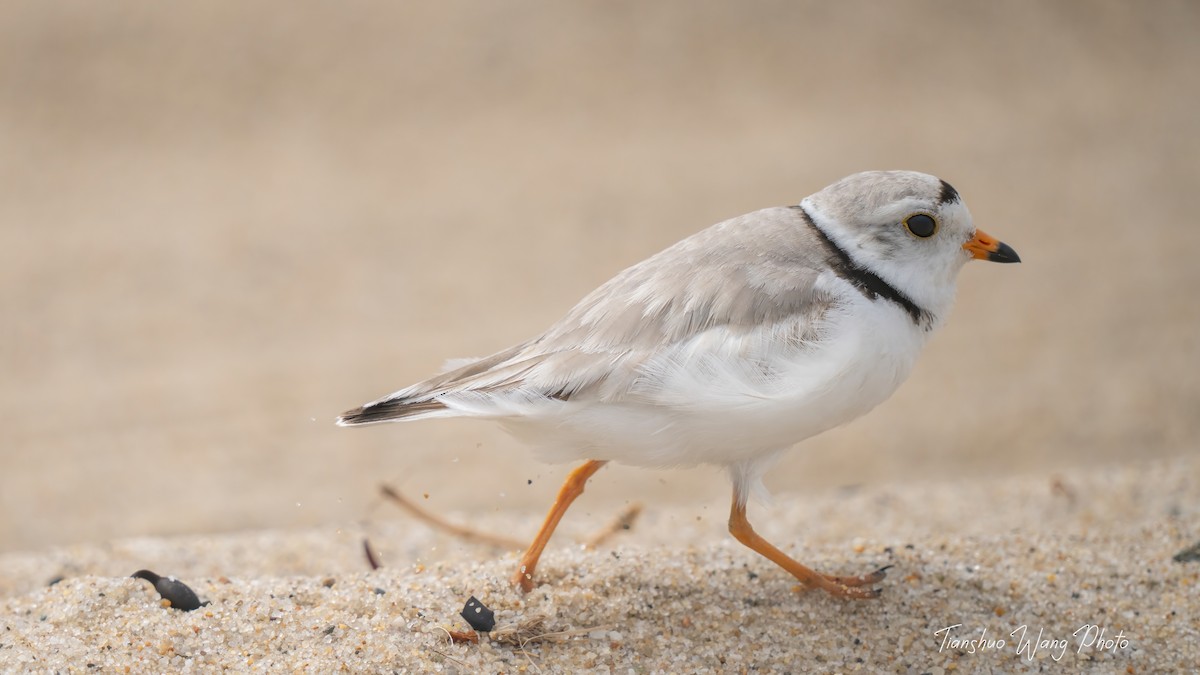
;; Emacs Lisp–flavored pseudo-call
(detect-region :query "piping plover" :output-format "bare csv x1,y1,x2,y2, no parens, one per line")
339,170,1019,599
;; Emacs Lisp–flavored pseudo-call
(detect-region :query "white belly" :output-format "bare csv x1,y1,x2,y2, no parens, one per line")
503,296,928,469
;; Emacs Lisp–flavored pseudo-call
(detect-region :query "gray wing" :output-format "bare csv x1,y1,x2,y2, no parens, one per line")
337,206,838,424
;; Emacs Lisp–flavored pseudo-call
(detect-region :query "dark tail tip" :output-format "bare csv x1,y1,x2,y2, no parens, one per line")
335,408,367,426
336,398,445,426
336,404,390,426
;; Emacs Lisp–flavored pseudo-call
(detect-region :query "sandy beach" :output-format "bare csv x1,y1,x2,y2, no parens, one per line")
2,456,1197,671
3,1,1199,672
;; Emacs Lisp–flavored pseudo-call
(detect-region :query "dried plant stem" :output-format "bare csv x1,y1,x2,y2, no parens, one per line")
380,484,525,549
379,485,641,551
582,502,643,550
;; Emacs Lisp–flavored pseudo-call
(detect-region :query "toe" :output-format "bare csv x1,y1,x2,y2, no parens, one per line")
822,564,893,587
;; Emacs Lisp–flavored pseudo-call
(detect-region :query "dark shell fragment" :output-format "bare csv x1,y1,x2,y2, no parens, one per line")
460,595,496,632
131,569,205,611
1174,540,1200,563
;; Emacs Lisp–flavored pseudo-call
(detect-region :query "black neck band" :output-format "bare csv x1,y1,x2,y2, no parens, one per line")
794,205,931,327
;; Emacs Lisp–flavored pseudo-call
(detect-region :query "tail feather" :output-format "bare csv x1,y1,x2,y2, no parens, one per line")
336,397,449,426
337,343,534,426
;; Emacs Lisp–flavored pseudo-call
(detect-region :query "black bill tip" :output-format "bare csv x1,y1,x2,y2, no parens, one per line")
988,241,1021,263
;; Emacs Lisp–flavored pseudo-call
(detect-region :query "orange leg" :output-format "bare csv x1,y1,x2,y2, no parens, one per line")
512,460,607,592
728,495,888,600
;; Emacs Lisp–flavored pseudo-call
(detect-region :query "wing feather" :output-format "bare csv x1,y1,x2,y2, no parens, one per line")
337,207,840,425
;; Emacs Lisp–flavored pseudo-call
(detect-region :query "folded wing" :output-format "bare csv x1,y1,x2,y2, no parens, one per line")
336,207,838,426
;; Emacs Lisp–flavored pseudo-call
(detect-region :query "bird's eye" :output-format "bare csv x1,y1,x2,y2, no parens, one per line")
903,213,938,238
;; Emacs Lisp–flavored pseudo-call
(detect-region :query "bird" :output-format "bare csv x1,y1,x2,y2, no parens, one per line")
338,170,1019,599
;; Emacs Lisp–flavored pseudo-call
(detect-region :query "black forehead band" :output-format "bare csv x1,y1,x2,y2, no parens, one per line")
938,180,960,205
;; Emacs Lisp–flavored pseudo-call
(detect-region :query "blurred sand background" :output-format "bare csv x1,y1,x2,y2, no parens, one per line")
3,0,1199,554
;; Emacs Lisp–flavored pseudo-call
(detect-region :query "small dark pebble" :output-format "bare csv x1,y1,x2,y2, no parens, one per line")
460,595,496,632
374,587,387,595
321,577,336,588
1172,540,1200,563
527,479,533,485
323,625,336,636
747,571,758,581
131,570,205,611
47,576,65,587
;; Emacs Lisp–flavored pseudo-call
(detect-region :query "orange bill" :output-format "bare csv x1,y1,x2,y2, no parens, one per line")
964,228,1020,263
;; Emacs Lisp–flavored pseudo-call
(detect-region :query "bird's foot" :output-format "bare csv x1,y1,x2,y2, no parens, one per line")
793,565,892,600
